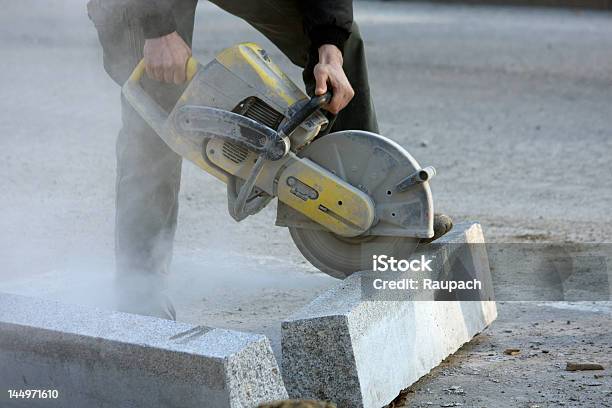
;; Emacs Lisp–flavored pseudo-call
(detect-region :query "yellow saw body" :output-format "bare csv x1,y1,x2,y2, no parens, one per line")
122,43,435,278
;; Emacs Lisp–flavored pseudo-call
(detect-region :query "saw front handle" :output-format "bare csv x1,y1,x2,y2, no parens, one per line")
122,57,200,137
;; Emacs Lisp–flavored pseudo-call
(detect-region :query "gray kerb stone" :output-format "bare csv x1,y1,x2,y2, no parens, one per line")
0,293,288,408
281,222,497,408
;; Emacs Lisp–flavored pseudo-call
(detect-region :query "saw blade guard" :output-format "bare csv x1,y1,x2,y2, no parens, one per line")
278,130,435,239
282,131,435,278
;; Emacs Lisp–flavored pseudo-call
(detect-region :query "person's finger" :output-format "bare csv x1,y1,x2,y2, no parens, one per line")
314,66,328,96
153,66,164,82
163,68,174,83
173,53,187,84
328,98,341,113
152,55,165,82
327,76,343,114
173,66,185,84
145,54,159,81
145,61,155,81
338,80,355,111
162,53,174,83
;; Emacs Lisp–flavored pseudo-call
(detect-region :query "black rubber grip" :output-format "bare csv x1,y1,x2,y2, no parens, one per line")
279,91,332,137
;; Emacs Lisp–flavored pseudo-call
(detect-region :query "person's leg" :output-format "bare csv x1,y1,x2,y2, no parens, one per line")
114,96,182,319
97,0,198,319
209,0,378,133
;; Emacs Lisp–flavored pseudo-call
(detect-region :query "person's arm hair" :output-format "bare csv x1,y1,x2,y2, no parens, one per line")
299,0,353,54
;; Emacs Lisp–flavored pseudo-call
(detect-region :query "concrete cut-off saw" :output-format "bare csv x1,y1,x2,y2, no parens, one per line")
123,43,440,278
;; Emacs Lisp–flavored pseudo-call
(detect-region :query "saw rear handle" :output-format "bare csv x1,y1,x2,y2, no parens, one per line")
122,57,200,137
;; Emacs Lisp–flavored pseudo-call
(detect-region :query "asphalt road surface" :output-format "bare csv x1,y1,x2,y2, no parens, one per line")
0,1,610,406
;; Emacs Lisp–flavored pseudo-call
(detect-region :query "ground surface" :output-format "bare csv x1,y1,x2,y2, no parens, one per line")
392,302,612,407
0,1,610,407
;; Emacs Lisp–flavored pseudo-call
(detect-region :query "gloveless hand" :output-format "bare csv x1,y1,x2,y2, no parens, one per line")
143,31,192,84
313,44,355,114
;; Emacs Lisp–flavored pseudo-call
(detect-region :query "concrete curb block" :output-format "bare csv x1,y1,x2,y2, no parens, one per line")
281,222,497,408
0,293,288,408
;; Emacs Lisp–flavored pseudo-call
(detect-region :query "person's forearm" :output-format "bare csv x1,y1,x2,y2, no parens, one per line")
318,44,343,68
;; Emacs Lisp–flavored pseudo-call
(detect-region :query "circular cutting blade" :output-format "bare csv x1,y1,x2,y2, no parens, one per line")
289,130,424,278
289,227,418,278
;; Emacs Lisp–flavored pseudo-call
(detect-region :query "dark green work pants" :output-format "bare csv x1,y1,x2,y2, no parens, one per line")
107,0,378,318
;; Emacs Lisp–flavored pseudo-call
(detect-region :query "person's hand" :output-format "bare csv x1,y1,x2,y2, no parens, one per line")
313,44,355,114
143,31,192,84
